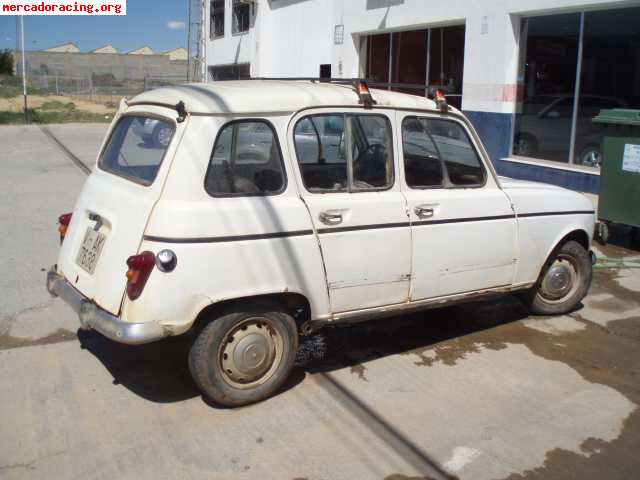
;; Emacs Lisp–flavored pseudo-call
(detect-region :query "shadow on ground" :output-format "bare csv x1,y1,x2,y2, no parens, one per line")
77,294,530,405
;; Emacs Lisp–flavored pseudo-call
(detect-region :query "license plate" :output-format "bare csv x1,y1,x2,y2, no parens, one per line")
76,227,106,274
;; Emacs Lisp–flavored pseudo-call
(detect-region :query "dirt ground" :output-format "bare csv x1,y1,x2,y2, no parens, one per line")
0,94,115,114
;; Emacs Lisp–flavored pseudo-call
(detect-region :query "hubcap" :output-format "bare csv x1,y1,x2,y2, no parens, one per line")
219,317,283,389
157,127,172,147
515,138,532,156
580,150,602,168
539,256,578,303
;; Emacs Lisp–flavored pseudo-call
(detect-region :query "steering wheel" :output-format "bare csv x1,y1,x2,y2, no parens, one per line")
354,144,387,185
354,144,385,164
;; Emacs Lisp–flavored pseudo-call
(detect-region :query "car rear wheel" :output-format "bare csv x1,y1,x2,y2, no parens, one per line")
188,303,298,407
521,240,592,315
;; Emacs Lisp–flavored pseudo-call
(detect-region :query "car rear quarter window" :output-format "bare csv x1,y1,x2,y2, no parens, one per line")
205,120,286,196
99,115,175,186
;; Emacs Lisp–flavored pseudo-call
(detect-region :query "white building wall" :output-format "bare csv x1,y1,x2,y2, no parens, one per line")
206,0,633,114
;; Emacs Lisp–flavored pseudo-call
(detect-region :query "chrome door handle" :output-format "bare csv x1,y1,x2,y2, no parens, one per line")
319,211,343,225
414,206,435,219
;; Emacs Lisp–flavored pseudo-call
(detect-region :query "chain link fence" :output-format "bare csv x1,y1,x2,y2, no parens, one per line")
21,71,187,106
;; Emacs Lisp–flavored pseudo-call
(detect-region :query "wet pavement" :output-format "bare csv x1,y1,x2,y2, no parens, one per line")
1,124,639,480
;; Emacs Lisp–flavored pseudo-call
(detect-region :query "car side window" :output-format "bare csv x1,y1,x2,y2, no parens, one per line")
402,116,485,188
350,115,394,190
205,120,286,196
294,113,393,193
402,117,444,188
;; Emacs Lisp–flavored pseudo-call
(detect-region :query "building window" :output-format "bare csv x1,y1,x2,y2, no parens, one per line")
209,63,250,81
210,0,225,38
319,64,331,80
232,0,250,34
513,7,640,168
365,26,465,109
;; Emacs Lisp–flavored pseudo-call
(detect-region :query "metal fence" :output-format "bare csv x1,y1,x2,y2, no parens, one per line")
17,72,187,106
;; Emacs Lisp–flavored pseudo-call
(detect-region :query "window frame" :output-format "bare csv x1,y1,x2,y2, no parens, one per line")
293,112,396,194
97,113,176,187
204,118,288,198
232,0,251,35
210,0,225,39
401,115,487,190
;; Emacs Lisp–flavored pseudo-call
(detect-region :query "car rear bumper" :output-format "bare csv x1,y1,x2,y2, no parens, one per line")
46,266,168,345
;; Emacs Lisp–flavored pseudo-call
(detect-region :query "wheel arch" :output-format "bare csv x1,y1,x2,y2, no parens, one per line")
537,228,591,279
191,291,312,333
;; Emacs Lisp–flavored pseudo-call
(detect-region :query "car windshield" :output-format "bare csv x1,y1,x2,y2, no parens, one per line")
99,115,175,185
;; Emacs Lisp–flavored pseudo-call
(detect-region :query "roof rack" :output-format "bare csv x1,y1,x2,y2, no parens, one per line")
251,77,450,112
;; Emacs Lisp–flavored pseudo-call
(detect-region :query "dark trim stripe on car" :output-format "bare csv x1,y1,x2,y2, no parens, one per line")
518,210,595,218
143,230,314,244
143,210,595,244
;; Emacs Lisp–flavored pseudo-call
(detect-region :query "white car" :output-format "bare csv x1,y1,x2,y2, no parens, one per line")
47,80,596,407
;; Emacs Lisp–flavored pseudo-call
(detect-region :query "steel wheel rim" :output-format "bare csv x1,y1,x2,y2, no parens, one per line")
580,149,601,168
218,317,284,390
157,127,172,147
539,254,579,304
515,138,532,156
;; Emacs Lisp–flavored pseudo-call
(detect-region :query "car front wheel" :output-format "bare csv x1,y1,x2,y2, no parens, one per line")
521,240,592,315
188,303,298,407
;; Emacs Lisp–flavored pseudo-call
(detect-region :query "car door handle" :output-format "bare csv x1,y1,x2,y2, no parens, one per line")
415,205,436,219
319,211,343,225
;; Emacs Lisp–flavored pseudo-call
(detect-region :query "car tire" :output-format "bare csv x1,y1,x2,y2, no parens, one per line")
577,145,602,168
513,133,538,157
188,303,299,407
596,221,610,246
521,240,592,316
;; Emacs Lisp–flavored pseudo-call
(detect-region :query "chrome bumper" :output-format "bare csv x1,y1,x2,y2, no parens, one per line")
46,266,167,345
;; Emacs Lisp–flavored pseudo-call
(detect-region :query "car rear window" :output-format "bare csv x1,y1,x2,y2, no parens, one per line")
99,116,175,186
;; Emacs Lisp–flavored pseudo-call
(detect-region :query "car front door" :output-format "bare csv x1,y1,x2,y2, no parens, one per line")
290,109,411,313
398,112,517,300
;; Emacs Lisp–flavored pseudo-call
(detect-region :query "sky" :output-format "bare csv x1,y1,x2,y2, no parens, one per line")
0,1,189,53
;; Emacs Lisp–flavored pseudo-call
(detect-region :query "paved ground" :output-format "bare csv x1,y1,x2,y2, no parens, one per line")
1,123,639,480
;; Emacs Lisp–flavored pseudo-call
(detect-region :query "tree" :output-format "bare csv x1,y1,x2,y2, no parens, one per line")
0,50,15,75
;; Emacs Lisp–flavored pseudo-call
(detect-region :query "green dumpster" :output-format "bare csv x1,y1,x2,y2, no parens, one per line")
592,109,640,244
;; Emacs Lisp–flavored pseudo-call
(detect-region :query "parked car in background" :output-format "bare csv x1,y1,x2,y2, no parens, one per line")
131,117,174,148
513,94,626,167
48,80,596,407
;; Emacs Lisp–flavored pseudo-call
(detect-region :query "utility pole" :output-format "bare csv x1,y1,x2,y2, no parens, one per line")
187,0,192,82
20,15,28,124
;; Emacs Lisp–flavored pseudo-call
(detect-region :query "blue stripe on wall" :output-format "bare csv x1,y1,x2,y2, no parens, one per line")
464,110,600,195
494,159,600,195
464,110,513,162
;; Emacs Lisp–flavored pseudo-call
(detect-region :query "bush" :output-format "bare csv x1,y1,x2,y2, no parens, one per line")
40,100,76,111
0,50,14,75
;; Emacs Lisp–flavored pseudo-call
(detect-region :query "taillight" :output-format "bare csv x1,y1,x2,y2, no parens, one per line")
125,251,155,300
58,213,72,243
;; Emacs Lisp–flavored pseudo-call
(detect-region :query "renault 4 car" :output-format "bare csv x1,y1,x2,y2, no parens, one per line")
47,80,596,407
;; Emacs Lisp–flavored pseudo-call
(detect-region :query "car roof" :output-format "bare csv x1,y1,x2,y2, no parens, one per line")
129,80,439,115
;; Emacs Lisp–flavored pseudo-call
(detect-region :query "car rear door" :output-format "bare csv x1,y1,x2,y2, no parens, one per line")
56,109,183,315
398,112,517,300
290,109,411,313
